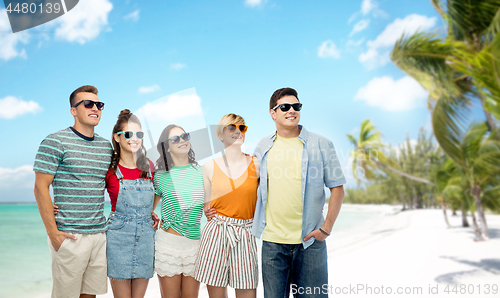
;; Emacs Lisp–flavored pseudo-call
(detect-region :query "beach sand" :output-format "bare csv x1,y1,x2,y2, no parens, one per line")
35,206,500,298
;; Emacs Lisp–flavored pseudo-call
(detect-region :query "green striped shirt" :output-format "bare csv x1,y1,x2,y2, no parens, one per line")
154,164,204,240
33,127,113,234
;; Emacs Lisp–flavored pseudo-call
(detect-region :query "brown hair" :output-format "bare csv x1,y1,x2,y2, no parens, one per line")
70,85,98,107
155,124,198,171
269,87,299,110
216,113,245,136
110,109,150,178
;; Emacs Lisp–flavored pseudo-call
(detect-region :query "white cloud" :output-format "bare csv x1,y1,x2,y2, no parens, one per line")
54,0,113,44
140,93,203,123
361,0,376,15
245,0,264,8
359,14,437,69
0,165,34,189
0,96,42,119
0,9,29,61
354,76,428,111
170,63,186,70
124,10,140,22
346,38,365,48
350,19,370,36
318,40,340,59
138,85,160,94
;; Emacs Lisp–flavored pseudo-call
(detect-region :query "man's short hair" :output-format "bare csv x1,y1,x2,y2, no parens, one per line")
70,85,98,107
269,87,299,110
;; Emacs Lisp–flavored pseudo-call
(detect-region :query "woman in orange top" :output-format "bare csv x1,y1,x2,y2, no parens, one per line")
194,114,259,298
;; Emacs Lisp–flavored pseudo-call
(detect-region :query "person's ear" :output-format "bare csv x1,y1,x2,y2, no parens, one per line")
70,107,77,117
270,109,276,121
113,133,120,143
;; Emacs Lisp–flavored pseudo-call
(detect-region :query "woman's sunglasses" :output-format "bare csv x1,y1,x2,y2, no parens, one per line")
169,132,190,144
117,131,144,139
72,100,105,111
272,103,302,112
226,124,248,133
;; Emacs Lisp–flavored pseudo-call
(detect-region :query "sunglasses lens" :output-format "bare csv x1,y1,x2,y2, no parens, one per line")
293,103,302,111
123,131,133,139
239,125,248,133
170,136,180,144
280,104,291,111
136,132,144,139
181,133,190,141
227,124,236,132
95,102,105,110
83,100,94,109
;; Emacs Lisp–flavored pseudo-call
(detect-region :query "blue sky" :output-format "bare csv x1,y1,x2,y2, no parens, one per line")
0,0,449,202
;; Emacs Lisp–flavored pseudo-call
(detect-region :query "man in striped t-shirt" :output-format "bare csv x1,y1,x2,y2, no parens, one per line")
34,85,112,298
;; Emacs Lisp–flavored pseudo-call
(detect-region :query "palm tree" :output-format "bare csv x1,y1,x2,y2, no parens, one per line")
348,119,432,184
452,123,500,240
391,0,500,134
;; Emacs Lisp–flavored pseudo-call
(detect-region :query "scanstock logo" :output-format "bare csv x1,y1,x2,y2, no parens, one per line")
3,0,79,33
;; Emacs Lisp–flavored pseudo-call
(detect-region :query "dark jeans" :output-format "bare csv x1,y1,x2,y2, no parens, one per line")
262,240,328,298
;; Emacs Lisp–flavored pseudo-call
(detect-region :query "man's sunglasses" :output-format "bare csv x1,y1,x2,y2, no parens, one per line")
72,100,105,111
226,124,248,133
117,131,144,139
169,132,190,144
272,103,302,112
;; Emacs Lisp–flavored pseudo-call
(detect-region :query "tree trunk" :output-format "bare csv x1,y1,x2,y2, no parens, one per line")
470,211,481,237
471,184,489,240
440,200,452,228
461,204,469,227
477,92,498,131
374,160,432,184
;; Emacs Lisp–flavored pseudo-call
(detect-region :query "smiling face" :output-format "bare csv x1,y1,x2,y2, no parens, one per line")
70,92,101,128
271,95,301,130
167,127,191,157
114,122,143,155
219,123,245,148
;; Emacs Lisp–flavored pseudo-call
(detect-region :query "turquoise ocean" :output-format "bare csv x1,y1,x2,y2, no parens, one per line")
0,203,384,298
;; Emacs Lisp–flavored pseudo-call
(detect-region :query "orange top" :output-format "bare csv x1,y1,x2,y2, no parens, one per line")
210,158,258,220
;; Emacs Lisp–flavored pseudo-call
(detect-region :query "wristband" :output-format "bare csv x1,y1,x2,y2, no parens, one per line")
319,228,330,236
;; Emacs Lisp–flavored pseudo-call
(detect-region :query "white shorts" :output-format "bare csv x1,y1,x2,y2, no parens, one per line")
155,229,200,278
48,233,107,298
194,215,258,289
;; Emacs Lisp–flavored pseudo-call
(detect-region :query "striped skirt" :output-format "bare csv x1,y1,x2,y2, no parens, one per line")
194,214,258,289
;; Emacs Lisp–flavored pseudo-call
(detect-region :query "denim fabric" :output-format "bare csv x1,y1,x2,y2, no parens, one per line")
262,240,328,298
252,125,346,249
106,168,155,279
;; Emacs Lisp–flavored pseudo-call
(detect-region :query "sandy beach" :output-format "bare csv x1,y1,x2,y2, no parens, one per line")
34,205,500,298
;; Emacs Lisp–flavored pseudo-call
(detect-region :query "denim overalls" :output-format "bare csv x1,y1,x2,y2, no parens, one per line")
106,166,155,279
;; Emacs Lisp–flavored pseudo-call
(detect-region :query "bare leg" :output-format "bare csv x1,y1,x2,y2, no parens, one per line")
207,285,227,298
131,278,150,298
110,278,132,298
180,275,200,298
80,295,96,298
158,274,182,298
235,289,256,298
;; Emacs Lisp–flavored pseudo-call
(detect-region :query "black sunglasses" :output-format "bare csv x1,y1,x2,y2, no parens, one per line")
272,103,302,112
117,131,144,139
169,132,190,144
72,100,105,111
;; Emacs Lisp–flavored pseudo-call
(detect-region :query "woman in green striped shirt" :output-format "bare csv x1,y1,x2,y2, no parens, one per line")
152,124,204,298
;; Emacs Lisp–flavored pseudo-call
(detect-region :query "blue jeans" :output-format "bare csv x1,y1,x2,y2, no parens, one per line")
262,240,328,298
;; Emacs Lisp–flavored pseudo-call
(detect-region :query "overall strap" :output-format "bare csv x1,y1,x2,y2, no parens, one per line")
115,165,124,180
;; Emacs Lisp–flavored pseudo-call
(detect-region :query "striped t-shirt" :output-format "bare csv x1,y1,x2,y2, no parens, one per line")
154,164,204,240
33,127,113,234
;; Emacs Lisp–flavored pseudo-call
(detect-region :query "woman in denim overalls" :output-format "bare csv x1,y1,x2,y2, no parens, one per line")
105,110,159,298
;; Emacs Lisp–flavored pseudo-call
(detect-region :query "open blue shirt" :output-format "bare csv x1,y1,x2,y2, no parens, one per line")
252,125,346,249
